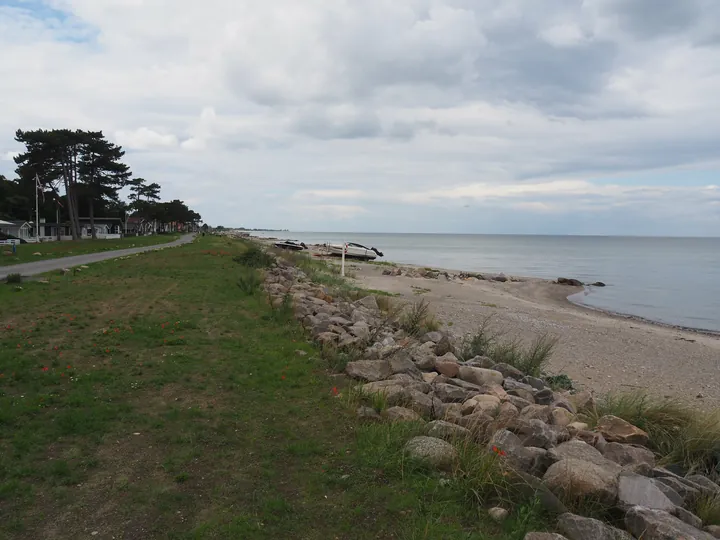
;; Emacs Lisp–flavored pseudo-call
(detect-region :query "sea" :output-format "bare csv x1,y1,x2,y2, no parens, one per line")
253,232,720,333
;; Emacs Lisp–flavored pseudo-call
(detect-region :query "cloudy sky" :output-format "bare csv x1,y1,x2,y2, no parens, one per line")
1,0,719,235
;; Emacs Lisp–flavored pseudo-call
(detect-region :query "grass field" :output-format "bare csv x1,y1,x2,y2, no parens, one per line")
0,235,550,539
0,234,181,266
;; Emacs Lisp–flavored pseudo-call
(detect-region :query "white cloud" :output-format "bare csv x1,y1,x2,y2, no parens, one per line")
1,151,19,162
115,128,178,150
0,0,718,234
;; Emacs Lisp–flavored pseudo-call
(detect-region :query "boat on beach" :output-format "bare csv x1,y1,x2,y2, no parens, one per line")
326,242,384,261
274,240,308,251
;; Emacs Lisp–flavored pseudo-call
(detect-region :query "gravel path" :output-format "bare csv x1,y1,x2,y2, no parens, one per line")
0,234,195,279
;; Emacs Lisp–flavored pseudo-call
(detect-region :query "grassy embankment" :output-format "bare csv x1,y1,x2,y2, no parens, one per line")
1,235,557,540
0,233,182,266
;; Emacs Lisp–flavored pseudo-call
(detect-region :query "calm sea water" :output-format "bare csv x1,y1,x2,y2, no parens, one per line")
254,232,720,333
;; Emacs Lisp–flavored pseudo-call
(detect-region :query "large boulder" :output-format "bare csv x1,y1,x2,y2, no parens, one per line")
406,390,437,417
434,335,454,356
410,342,438,370
404,436,458,471
521,405,552,423
524,534,569,540
433,383,471,403
346,360,392,382
617,472,676,511
557,513,633,540
356,295,379,311
361,382,407,406
492,363,524,380
435,354,460,378
426,420,471,441
603,442,655,474
533,388,555,405
463,394,501,416
516,419,559,449
686,475,720,496
705,525,720,538
625,506,716,540
596,415,649,446
653,480,685,507
356,406,382,423
458,366,504,387
551,407,575,427
568,391,595,412
548,440,620,469
384,407,424,423
507,395,534,409
543,459,619,503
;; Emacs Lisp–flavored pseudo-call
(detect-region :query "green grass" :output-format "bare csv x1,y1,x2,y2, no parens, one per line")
459,321,558,378
399,299,441,337
0,234,182,266
0,235,554,539
580,393,720,476
693,493,720,526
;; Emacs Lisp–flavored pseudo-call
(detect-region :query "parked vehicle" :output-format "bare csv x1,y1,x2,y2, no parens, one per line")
326,242,384,261
274,240,308,251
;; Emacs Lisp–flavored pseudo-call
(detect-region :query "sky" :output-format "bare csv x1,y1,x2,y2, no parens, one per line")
1,0,719,236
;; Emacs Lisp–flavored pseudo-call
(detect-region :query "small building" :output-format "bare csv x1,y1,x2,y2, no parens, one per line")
78,218,123,238
0,220,32,241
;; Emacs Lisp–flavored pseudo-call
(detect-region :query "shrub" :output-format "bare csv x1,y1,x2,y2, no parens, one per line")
459,317,497,359
233,244,274,268
237,268,262,295
5,273,22,284
545,374,574,391
399,299,439,337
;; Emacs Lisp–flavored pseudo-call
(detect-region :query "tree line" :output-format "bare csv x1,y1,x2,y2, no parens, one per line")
0,129,201,240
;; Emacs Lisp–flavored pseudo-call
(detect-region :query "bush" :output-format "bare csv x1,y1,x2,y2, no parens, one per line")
233,244,274,268
5,273,22,284
237,268,262,295
459,322,557,378
694,493,720,526
399,299,439,337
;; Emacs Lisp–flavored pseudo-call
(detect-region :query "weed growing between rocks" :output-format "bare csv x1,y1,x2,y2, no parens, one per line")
400,299,440,336
693,493,720,526
459,320,558,378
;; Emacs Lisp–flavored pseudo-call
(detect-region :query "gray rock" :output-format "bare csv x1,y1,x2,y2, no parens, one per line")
553,399,577,414
407,390,435,416
492,363,525,380
522,376,547,391
351,309,369,324
410,342,438,370
389,352,422,376
671,506,703,529
520,405,552,423
488,430,537,472
346,360,392,382
525,446,553,476
356,295,379,311
596,415,649,446
426,420,471,441
515,470,568,515
434,335,454,356
432,383,471,403
617,472,676,511
705,525,720,538
329,316,352,327
357,406,382,423
422,331,443,343
509,388,537,403
655,476,701,503
504,378,536,393
551,407,575,427
388,372,424,384
488,507,509,522
654,480,685,507
534,388,555,405
506,395,534,409
558,513,633,540
492,401,520,430
441,377,485,392
625,506,716,540
458,366,504,387
349,321,371,340
687,475,720,495
543,459,619,503
524,534,569,540
548,440,620,469
603,442,656,472
404,436,458,470
384,407,424,423
517,419,558,449
456,412,493,439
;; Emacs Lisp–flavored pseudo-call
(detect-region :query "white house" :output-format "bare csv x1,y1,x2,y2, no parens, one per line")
0,220,32,240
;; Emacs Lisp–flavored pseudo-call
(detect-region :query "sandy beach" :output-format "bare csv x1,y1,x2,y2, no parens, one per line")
345,260,720,405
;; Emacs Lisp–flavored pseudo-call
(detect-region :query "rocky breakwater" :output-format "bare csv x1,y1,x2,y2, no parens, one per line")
263,258,720,540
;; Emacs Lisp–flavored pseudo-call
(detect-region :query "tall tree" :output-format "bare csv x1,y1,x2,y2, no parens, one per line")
78,131,131,238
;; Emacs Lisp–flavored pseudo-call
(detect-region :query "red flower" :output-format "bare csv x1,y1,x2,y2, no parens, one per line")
105,349,110,353
281,375,286,380
331,387,339,396
67,365,72,369
16,344,21,348
42,366,49,372
0,374,4,378
67,330,72,334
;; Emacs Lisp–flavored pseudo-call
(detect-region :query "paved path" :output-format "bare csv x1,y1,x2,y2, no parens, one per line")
0,234,196,279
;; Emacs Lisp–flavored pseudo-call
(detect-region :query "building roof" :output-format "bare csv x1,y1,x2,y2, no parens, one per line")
0,220,13,226
78,217,123,222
